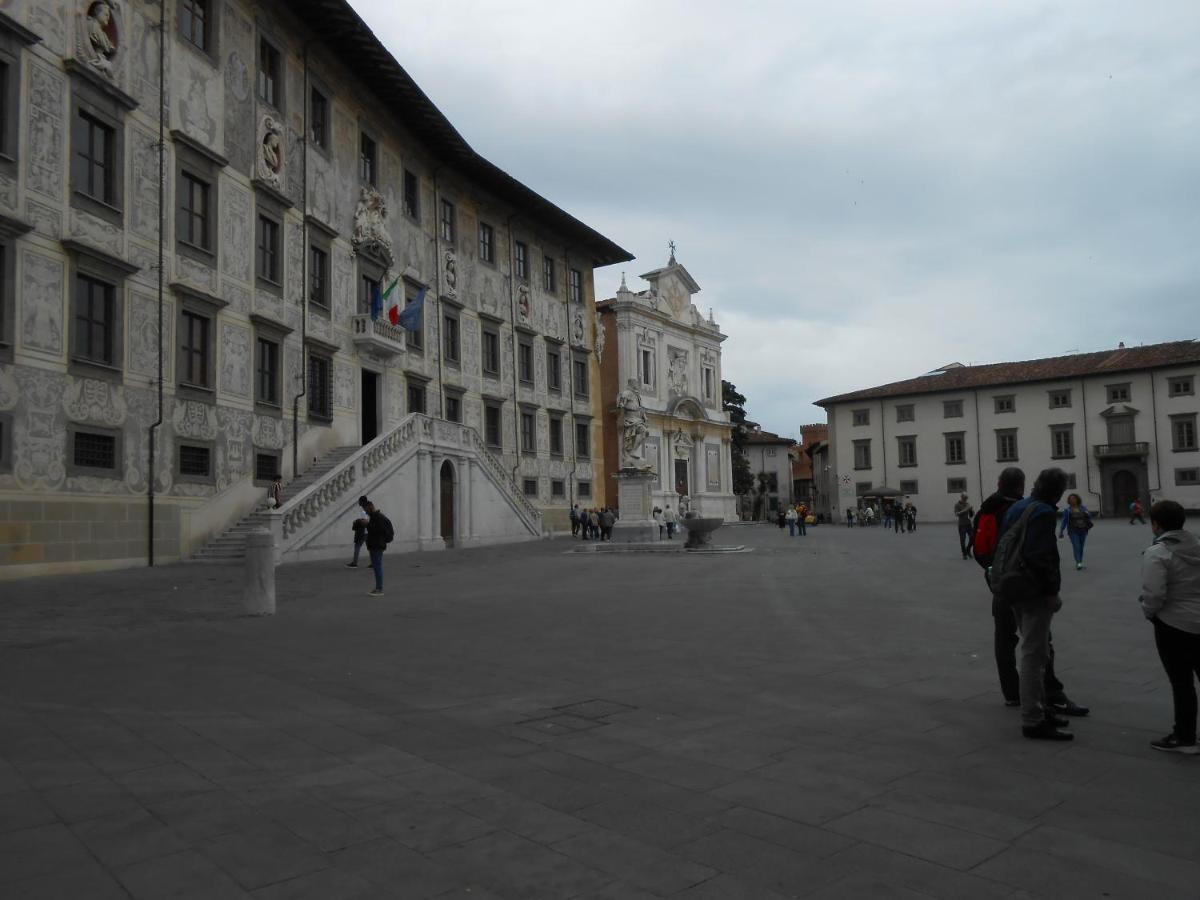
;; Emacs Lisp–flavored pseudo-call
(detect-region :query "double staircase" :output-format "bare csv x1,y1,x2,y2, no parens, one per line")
191,445,359,563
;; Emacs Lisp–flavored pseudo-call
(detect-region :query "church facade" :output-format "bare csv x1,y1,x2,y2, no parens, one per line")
597,252,736,520
0,0,629,576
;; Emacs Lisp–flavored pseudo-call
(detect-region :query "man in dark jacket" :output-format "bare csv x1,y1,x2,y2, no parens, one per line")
979,467,1088,722
363,501,391,597
998,468,1074,740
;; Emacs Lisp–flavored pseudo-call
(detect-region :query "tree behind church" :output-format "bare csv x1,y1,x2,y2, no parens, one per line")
722,380,755,496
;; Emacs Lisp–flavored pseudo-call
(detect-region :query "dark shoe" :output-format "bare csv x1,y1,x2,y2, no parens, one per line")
1150,734,1200,755
1046,715,1070,728
1050,700,1090,717
367,589,384,597
1004,699,1021,707
1023,722,1074,741
345,563,358,568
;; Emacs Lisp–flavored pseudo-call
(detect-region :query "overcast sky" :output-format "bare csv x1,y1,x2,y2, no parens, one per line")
354,0,1199,439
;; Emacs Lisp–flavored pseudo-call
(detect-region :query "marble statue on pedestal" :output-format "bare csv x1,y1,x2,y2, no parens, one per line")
616,382,651,471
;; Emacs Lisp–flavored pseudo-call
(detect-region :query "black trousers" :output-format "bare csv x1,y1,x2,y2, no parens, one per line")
1153,618,1200,742
993,596,1066,704
958,524,973,558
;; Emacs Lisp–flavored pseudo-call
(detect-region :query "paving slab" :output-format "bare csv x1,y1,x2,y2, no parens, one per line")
0,521,1196,897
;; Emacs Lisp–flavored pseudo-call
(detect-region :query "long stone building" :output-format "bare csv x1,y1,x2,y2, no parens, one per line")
816,341,1200,522
0,0,630,576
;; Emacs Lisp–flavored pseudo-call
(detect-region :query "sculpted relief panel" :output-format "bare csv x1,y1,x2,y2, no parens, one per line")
222,4,254,174
21,251,64,354
128,291,171,378
12,368,69,491
220,322,250,396
130,127,160,240
222,185,253,282
28,62,65,200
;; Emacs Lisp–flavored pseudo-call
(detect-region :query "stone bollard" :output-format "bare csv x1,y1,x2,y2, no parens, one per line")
243,529,276,616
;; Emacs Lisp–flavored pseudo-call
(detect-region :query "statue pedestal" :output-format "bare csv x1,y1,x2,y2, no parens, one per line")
613,469,660,542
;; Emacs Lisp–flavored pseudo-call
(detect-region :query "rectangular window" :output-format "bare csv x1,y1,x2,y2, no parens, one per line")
257,38,280,107
947,477,967,494
407,382,426,415
853,439,871,470
543,256,556,292
179,310,210,388
73,430,116,471
943,400,963,418
546,347,561,392
896,404,915,423
897,436,917,467
180,0,209,51
73,274,115,365
575,421,590,458
996,429,1019,462
482,325,500,376
359,132,376,185
178,444,211,478
640,348,654,387
899,479,918,495
573,356,589,399
945,432,965,465
442,313,460,364
309,87,328,149
1168,376,1195,397
255,337,280,406
445,394,462,423
518,339,534,384
76,111,115,205
1051,424,1074,459
439,199,455,242
1064,473,1077,490
551,479,565,498
994,395,1015,414
402,169,419,219
1107,383,1131,404
307,354,332,420
569,268,582,303
358,273,380,317
478,222,494,264
578,480,592,498
255,452,279,483
404,285,423,351
309,245,329,308
1176,468,1199,486
852,409,870,426
523,478,538,497
1049,389,1072,409
1172,414,1197,452
484,402,502,448
256,215,280,283
703,368,714,401
178,171,211,251
549,415,563,456
520,409,536,454
515,241,528,280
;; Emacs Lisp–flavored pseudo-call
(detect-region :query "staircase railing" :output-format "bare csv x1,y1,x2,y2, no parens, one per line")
270,414,541,551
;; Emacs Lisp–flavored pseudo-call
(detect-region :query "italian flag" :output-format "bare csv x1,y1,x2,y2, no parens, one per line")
383,278,401,325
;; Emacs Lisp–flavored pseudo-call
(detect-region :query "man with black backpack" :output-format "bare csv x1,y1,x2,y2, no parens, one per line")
363,500,394,597
974,468,1088,725
995,468,1076,740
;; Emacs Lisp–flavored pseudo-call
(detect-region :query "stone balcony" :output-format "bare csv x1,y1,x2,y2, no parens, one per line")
351,314,406,360
1093,441,1150,459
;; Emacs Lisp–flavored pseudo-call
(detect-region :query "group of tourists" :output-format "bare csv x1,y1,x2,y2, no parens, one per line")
843,501,917,532
779,504,811,536
344,495,394,596
571,505,618,541
972,466,1200,753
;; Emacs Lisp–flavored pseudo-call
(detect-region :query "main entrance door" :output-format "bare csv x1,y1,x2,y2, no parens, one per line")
674,458,689,497
440,461,455,546
361,370,379,444
1111,470,1138,517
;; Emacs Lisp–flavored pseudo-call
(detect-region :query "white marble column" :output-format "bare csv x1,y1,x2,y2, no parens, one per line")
417,449,431,545
460,456,473,544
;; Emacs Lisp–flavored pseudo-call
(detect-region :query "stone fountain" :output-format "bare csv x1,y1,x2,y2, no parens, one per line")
679,513,724,549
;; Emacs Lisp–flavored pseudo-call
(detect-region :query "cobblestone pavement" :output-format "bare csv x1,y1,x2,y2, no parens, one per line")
2,520,1198,898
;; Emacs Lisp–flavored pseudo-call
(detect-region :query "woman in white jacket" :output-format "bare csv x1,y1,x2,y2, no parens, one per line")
1140,500,1200,754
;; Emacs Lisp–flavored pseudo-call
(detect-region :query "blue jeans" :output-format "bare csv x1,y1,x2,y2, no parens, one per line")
1067,529,1087,564
352,540,364,565
788,522,795,536
369,548,383,590
797,520,807,535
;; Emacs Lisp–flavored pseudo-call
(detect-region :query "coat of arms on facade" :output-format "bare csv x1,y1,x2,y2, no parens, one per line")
258,114,284,189
352,185,394,268
443,250,457,298
79,1,120,78
517,284,531,323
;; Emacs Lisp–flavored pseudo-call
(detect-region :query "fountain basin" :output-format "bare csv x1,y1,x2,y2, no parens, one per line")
680,515,724,549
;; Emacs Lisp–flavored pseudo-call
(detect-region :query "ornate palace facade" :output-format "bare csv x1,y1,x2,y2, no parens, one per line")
0,0,629,575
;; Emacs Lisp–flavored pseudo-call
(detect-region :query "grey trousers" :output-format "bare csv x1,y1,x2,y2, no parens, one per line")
1013,595,1061,728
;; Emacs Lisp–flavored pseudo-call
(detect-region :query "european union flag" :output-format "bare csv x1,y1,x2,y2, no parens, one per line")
398,286,426,333
369,281,383,321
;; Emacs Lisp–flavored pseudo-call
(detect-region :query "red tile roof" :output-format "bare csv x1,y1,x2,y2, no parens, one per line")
744,429,796,445
816,340,1200,407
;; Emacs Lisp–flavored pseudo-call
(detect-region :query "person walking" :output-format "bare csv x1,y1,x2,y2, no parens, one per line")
975,467,1089,718
663,505,677,539
777,509,787,530
363,500,393,597
785,506,798,536
600,508,615,541
954,494,975,559
1130,499,1146,525
864,505,875,527
1058,493,1094,570
346,495,370,568
882,505,893,529
268,473,283,509
906,502,918,532
1139,500,1200,754
846,507,855,528
893,503,902,534
653,506,664,539
998,468,1074,740
570,504,580,537
797,505,808,536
